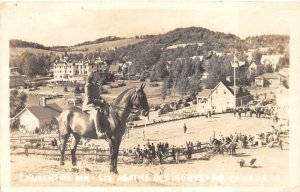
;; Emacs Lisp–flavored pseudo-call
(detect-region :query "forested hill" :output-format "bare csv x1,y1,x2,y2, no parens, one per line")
9,36,128,51
143,27,241,49
10,39,49,50
107,27,247,73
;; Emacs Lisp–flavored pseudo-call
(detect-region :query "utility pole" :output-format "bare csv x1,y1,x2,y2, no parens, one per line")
233,53,236,109
233,52,237,109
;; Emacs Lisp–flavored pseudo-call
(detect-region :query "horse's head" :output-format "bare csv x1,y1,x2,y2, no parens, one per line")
131,83,149,116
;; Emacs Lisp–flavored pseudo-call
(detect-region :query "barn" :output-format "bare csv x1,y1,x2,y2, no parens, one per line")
13,99,62,133
197,81,253,113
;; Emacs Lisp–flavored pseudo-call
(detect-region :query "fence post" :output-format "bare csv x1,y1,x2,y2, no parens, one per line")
25,146,28,157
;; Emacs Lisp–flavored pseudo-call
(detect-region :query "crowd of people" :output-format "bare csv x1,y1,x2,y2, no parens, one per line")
233,107,278,119
209,123,288,156
121,139,208,165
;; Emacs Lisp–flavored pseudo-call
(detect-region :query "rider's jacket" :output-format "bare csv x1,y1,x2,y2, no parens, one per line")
82,82,101,111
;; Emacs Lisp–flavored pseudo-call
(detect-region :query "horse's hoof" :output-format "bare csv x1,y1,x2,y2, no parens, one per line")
72,163,77,166
60,162,64,166
114,170,119,175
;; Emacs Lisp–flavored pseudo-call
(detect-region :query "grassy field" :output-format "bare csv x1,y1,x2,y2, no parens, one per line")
10,113,290,187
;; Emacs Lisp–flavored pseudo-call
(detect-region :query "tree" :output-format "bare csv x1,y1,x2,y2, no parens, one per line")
74,86,80,94
161,77,173,101
10,90,27,118
155,61,168,80
11,118,20,129
265,64,273,73
252,51,263,64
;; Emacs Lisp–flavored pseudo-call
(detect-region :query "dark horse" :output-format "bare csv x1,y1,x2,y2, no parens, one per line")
58,84,149,174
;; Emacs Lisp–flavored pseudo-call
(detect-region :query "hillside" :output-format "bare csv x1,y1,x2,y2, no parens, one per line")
10,26,289,93
10,47,64,57
9,38,145,56
69,38,145,53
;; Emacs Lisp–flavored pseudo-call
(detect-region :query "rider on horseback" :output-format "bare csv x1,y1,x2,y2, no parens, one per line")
82,73,106,139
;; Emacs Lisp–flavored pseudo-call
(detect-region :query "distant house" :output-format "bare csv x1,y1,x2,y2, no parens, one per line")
245,51,254,62
10,71,25,88
278,67,289,84
109,64,123,79
109,64,122,74
190,55,204,61
201,72,210,80
13,99,62,133
196,81,252,113
196,89,212,113
258,47,274,53
260,54,284,70
276,83,289,108
247,61,259,76
255,73,280,88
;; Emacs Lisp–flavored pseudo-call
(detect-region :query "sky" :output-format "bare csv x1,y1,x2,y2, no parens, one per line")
1,1,299,46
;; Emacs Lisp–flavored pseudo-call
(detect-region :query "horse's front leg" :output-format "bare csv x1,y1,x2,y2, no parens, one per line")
108,139,114,173
113,137,122,174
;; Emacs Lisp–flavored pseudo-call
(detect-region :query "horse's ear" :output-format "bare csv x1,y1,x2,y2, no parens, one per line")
140,83,145,90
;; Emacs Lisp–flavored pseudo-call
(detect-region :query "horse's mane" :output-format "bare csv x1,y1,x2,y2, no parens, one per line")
111,88,135,106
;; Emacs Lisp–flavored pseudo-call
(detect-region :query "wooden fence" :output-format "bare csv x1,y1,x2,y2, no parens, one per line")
10,141,213,164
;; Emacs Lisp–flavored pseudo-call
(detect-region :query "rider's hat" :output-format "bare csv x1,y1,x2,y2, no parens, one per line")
87,73,93,82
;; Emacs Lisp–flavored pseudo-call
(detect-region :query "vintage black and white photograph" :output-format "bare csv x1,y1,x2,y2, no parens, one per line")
1,1,300,191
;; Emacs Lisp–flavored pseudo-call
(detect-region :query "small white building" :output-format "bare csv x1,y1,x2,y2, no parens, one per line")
278,67,289,85
13,99,62,132
260,54,284,70
247,61,258,76
276,84,289,108
197,81,252,113
255,73,280,88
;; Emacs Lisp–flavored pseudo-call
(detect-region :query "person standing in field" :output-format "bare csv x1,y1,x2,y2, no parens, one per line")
183,123,187,133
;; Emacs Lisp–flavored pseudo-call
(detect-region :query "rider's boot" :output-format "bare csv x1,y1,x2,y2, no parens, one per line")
94,109,106,139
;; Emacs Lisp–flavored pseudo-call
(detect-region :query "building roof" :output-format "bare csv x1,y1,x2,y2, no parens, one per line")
197,89,212,97
249,61,258,66
278,67,289,77
109,64,121,72
256,73,278,79
260,55,283,65
16,103,62,120
190,56,204,61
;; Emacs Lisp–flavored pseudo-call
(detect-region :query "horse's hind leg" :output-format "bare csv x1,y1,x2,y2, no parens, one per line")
59,133,70,166
70,133,81,166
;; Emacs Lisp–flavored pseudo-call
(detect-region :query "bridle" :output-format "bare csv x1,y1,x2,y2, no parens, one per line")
110,88,147,116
